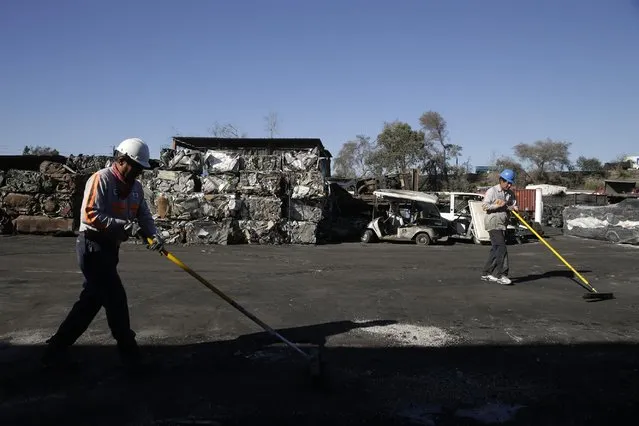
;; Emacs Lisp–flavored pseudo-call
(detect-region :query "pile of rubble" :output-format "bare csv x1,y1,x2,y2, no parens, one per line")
139,147,330,245
541,204,566,228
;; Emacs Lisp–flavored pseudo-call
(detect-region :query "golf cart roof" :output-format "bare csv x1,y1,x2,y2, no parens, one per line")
373,189,438,204
435,191,484,197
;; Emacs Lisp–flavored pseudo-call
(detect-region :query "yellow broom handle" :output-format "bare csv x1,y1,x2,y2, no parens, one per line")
144,237,310,359
510,210,597,292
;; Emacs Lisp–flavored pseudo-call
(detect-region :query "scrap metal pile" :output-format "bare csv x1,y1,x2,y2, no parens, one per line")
541,193,608,229
563,198,639,244
0,157,109,234
139,147,335,245
0,147,371,244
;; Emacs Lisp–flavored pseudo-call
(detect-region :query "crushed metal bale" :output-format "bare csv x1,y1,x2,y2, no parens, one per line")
0,145,370,244
201,174,239,194
65,155,110,174
287,171,326,199
166,148,204,174
203,150,242,174
281,147,321,172
238,171,284,197
286,199,327,222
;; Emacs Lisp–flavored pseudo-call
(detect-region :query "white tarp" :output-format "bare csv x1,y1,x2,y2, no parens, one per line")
525,184,566,196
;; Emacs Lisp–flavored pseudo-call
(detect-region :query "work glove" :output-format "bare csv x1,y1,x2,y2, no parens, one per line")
147,234,165,252
123,220,142,238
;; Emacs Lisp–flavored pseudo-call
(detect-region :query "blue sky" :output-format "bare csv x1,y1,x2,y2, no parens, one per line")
1,0,638,168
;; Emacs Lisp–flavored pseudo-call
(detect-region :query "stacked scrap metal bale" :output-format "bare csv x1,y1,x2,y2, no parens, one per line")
140,146,329,245
0,170,10,233
0,161,80,234
282,168,328,245
66,154,113,174
0,146,340,245
0,154,113,235
235,151,286,244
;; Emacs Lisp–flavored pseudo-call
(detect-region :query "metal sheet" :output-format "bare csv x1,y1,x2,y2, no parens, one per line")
468,200,490,242
513,189,537,212
373,189,438,204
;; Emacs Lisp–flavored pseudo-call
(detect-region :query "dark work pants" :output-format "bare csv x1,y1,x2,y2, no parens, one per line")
483,229,509,277
48,233,137,357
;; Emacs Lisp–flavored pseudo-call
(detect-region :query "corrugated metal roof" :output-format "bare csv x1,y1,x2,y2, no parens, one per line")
172,137,332,157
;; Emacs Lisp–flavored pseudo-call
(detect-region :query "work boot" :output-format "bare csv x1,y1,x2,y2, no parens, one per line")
41,341,77,369
118,341,148,377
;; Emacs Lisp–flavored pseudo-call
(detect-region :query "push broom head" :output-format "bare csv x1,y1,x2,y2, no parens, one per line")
583,292,615,301
307,344,329,390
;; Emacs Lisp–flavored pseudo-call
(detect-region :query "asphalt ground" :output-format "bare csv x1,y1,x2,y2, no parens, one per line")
1,233,638,425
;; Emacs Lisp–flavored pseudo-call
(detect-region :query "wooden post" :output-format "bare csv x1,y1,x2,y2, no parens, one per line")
411,168,419,191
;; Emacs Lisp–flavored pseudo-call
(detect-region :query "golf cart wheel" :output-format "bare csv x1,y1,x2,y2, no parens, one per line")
415,233,432,246
361,230,376,244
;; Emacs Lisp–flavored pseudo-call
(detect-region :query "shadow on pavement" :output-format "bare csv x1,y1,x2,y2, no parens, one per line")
512,269,593,284
235,319,396,347
1,320,638,425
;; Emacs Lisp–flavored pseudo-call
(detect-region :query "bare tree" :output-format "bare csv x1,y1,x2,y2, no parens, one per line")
419,111,462,185
513,138,571,181
448,144,463,167
264,111,280,138
208,121,247,138
420,111,448,159
332,135,374,178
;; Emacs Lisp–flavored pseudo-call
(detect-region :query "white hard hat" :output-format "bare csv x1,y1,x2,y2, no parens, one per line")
115,137,151,169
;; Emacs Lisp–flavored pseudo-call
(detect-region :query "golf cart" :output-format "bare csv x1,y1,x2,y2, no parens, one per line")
361,189,450,245
435,191,486,244
436,191,540,245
